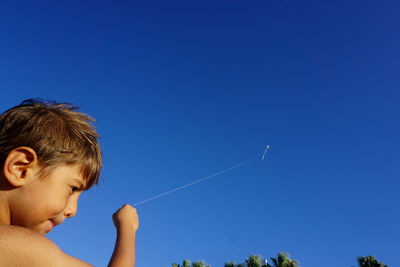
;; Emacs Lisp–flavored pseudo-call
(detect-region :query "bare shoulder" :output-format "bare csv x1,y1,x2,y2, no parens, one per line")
0,225,92,267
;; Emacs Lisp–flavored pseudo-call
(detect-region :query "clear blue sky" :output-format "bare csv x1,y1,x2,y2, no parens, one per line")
1,1,399,266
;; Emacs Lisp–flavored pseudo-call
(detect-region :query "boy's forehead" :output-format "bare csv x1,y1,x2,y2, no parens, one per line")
41,163,94,190
52,165,86,182
69,165,87,183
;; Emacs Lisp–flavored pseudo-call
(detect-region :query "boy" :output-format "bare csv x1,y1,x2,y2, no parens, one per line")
0,99,139,266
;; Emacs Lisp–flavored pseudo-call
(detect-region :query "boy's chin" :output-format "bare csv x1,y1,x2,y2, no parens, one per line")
31,220,56,235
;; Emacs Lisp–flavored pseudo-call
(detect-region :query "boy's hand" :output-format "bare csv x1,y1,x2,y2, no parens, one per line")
112,204,139,233
109,204,138,267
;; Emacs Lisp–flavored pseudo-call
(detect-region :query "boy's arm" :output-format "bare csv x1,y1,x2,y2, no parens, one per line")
108,204,139,267
0,205,139,267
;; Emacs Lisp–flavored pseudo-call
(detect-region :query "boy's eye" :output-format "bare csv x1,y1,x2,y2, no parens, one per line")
71,186,79,193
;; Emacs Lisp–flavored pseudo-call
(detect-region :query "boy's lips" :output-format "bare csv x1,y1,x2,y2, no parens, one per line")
51,216,66,226
50,218,64,227
44,217,65,234
43,220,55,234
46,219,59,233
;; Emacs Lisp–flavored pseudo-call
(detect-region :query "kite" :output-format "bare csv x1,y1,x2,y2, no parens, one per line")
261,145,270,161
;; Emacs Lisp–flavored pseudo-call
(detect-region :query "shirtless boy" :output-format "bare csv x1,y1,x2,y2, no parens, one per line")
0,99,139,266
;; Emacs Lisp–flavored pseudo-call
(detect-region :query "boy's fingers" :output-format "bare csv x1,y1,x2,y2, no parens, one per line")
112,204,139,231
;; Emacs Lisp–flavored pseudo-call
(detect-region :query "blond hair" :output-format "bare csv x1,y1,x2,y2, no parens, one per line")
0,99,102,189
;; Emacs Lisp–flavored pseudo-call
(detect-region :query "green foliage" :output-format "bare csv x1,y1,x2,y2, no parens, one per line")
172,259,210,267
172,252,388,267
192,260,211,267
270,253,299,267
246,255,262,267
224,262,236,267
357,256,388,267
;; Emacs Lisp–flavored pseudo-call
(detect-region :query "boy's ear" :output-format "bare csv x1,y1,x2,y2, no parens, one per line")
3,147,39,187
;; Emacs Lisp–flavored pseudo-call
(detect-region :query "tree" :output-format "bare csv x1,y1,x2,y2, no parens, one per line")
192,260,211,267
174,252,300,267
172,260,210,267
269,253,299,267
224,262,236,267
357,256,388,267
171,259,191,267
246,255,262,267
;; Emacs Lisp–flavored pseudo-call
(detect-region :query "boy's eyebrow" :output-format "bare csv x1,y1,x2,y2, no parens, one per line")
72,178,85,189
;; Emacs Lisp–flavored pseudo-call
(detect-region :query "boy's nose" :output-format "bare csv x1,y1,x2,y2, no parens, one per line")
64,195,79,218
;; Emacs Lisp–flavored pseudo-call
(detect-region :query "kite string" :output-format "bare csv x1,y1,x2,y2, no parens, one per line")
132,154,260,207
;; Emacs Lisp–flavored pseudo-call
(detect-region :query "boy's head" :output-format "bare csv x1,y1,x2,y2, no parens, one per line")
0,99,102,189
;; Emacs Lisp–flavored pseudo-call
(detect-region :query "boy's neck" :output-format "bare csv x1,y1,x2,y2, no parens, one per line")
0,191,11,225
